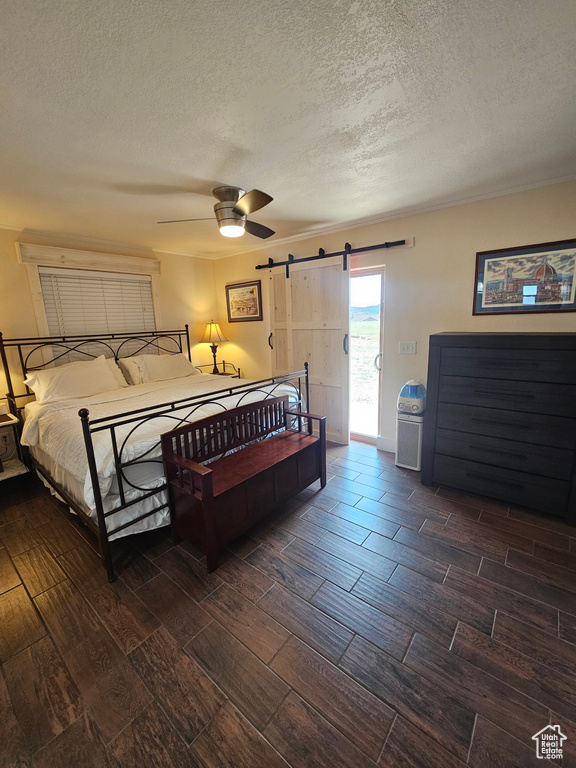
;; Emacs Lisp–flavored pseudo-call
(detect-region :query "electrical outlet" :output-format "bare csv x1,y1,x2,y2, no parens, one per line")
399,341,417,354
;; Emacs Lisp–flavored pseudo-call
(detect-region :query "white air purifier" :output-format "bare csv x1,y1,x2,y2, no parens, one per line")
395,412,424,471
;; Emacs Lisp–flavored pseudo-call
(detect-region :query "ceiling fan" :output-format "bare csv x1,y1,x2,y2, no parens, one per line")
157,186,275,239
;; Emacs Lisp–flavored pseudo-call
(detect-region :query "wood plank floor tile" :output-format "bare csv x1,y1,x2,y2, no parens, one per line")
186,621,289,730
86,579,160,654
115,544,161,590
480,510,571,550
408,490,482,521
33,714,118,768
258,583,353,663
190,701,290,768
20,495,62,528
451,622,576,723
273,513,327,544
506,549,576,593
436,486,510,514
560,612,576,644
36,514,85,557
133,527,175,560
302,505,370,544
445,514,534,555
0,516,43,556
212,551,274,601
479,558,576,616
252,524,296,552
0,585,46,662
155,545,222,601
339,635,475,762
355,473,415,498
533,542,576,572
129,626,226,743
202,583,290,662
316,531,396,582
311,581,413,659
57,545,111,595
393,525,481,573
548,714,576,768
263,691,378,768
295,487,339,512
363,531,448,581
3,635,83,753
270,635,394,761
135,572,212,646
379,715,468,768
246,544,324,599
493,612,576,681
352,572,457,647
0,545,21,594
282,537,363,591
34,579,102,655
0,668,32,767
468,716,552,768
226,533,262,558
354,496,445,530
108,701,191,768
444,565,559,634
328,502,400,539
388,565,495,634
404,632,548,747
333,456,384,478
508,504,576,536
420,519,508,562
12,544,67,597
327,473,385,502
64,623,152,742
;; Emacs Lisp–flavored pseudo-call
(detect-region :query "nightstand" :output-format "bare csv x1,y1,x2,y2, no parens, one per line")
0,413,28,481
196,361,241,378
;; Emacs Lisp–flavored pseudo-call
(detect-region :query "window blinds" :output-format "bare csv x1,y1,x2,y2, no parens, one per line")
39,267,156,336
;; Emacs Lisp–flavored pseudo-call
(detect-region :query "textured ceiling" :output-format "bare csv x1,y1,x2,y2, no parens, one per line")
1,0,575,258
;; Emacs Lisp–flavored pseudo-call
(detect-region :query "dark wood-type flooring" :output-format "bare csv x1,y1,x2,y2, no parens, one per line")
1,441,575,767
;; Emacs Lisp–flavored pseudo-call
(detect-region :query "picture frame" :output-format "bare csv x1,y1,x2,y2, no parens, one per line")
225,280,263,322
473,238,576,315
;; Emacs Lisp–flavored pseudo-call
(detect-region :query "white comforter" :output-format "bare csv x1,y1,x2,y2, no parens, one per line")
22,373,298,517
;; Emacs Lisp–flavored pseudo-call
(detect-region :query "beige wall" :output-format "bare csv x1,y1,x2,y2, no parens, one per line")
0,229,217,394
213,181,576,444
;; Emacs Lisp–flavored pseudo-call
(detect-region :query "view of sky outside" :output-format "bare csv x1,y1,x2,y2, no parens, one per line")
350,275,381,307
350,273,381,435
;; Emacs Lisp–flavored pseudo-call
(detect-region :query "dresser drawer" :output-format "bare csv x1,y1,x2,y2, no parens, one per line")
440,347,576,383
438,375,576,418
436,403,576,450
435,428,574,480
432,455,570,516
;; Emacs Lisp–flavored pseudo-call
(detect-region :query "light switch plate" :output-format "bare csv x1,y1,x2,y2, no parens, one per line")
399,341,417,354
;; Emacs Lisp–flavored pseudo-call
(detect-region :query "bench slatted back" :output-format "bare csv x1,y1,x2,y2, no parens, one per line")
162,396,291,464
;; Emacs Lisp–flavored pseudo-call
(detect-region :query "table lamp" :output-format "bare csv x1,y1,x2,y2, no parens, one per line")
199,321,229,374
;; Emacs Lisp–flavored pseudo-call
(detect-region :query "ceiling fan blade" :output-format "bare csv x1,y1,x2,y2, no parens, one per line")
233,189,273,216
157,218,214,224
245,219,275,239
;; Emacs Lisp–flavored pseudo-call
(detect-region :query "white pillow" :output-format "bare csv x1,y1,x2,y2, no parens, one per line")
24,355,121,404
143,353,200,382
118,356,146,385
105,357,129,388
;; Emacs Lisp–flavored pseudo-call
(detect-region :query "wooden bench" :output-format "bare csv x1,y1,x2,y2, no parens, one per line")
161,396,326,571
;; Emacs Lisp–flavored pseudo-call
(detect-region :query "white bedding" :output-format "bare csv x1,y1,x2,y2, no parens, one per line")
22,373,299,538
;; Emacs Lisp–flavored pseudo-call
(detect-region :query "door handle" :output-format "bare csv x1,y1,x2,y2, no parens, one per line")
268,333,274,350
343,334,349,355
374,353,382,372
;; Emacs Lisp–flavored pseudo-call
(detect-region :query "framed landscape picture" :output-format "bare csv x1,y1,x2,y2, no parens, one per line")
225,280,263,322
473,238,576,315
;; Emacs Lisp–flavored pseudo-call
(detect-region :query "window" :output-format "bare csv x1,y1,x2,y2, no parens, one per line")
39,267,156,336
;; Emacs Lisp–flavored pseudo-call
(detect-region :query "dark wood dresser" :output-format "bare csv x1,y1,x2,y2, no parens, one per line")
421,333,576,524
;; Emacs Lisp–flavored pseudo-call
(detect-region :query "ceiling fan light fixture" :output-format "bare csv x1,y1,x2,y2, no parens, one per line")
219,223,245,238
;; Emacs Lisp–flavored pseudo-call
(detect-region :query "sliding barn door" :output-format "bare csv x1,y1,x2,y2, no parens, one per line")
269,256,350,444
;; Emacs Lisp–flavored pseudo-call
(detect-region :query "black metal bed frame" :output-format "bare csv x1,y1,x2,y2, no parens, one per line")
0,327,309,580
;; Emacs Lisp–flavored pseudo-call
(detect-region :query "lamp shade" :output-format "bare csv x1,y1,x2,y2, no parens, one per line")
198,321,229,344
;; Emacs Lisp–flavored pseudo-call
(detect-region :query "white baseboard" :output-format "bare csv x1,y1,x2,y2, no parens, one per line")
376,436,395,455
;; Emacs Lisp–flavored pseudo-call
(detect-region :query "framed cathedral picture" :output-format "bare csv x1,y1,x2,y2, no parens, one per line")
225,280,263,322
473,238,576,315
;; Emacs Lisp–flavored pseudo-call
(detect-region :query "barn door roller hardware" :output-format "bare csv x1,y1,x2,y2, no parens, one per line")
255,239,407,278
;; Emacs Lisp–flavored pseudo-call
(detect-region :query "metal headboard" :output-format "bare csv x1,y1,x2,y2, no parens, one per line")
0,326,191,416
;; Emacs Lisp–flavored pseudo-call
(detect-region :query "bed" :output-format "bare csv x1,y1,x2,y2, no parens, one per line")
0,327,309,579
